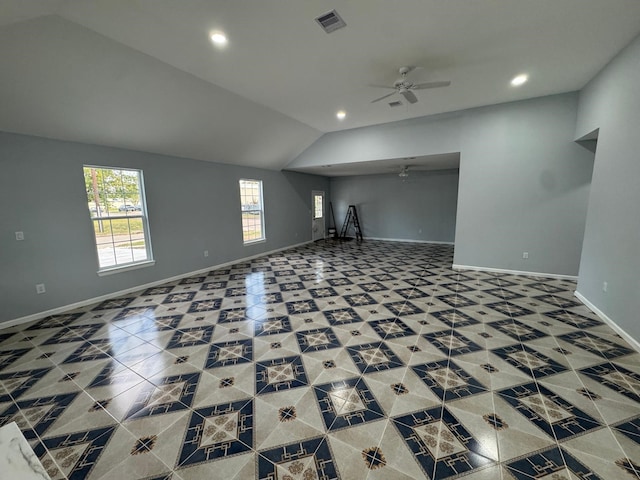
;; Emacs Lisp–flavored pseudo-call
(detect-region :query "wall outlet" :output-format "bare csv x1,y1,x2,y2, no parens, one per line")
522,252,529,259
15,231,24,241
36,283,46,294
603,281,608,292
204,250,209,257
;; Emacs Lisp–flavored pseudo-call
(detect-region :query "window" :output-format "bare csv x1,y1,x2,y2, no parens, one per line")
239,179,265,243
314,193,323,219
83,166,153,272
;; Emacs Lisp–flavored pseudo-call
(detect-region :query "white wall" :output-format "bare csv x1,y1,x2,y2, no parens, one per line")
574,34,640,338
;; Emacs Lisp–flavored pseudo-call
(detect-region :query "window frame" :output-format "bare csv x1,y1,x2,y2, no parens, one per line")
239,178,266,244
83,165,154,274
313,193,323,220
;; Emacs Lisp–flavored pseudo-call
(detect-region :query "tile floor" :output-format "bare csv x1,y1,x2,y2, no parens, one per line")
1,240,640,479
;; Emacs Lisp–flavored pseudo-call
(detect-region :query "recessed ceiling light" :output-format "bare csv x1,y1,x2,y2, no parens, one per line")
336,110,346,120
511,74,528,86
210,31,228,46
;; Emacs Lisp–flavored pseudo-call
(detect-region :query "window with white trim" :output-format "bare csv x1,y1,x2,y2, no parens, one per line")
313,193,323,219
83,166,153,271
239,179,265,243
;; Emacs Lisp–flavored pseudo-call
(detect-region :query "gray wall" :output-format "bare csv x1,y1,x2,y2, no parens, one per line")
329,170,458,243
291,113,461,169
291,93,594,277
574,34,640,338
455,94,594,275
0,132,329,324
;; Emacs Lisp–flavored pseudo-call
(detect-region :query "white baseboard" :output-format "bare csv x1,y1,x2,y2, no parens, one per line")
364,237,454,245
2,240,314,331
452,264,578,281
574,290,640,353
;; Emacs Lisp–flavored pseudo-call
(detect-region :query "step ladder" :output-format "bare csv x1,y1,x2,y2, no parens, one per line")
339,205,363,243
327,202,338,239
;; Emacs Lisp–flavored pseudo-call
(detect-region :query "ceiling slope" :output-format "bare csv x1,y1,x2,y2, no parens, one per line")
0,1,639,171
0,15,321,170
55,0,640,132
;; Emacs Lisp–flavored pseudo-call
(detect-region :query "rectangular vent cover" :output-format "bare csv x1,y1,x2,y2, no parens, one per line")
315,10,346,33
389,101,403,107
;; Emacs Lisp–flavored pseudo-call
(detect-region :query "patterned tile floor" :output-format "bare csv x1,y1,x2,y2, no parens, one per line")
1,240,640,479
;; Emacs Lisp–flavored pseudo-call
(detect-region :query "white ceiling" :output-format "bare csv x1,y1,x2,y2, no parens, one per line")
1,1,639,171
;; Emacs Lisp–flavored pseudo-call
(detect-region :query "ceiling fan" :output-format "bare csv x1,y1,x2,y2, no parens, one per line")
371,66,451,104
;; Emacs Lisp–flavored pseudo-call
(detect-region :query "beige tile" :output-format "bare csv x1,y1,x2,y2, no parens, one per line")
2,241,635,480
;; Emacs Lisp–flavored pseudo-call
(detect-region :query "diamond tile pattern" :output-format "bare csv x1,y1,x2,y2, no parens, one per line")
412,359,487,401
505,446,603,479
392,406,494,478
0,240,638,479
178,399,254,467
498,382,602,441
492,343,568,378
346,341,404,374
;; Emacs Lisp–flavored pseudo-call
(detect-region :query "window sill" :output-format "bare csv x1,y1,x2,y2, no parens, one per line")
243,239,266,246
97,260,155,276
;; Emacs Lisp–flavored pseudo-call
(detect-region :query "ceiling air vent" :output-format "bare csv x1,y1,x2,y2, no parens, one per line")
315,10,346,33
389,101,403,107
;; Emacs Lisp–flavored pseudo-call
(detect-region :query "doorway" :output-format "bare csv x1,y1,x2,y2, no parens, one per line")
312,191,325,241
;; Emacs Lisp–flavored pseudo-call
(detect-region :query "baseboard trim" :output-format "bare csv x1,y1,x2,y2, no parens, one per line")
364,237,454,245
452,264,578,280
574,291,640,353
2,240,314,331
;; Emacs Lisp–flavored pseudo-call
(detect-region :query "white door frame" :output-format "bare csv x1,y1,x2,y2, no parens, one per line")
311,191,325,241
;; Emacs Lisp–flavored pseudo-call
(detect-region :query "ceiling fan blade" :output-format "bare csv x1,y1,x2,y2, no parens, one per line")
371,92,397,103
369,84,396,90
412,81,451,90
400,90,418,104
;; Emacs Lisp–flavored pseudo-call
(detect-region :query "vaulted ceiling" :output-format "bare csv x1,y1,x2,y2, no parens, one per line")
1,1,639,171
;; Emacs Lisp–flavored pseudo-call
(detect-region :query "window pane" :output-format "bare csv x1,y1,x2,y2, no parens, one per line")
84,166,152,270
314,195,323,219
239,179,265,243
